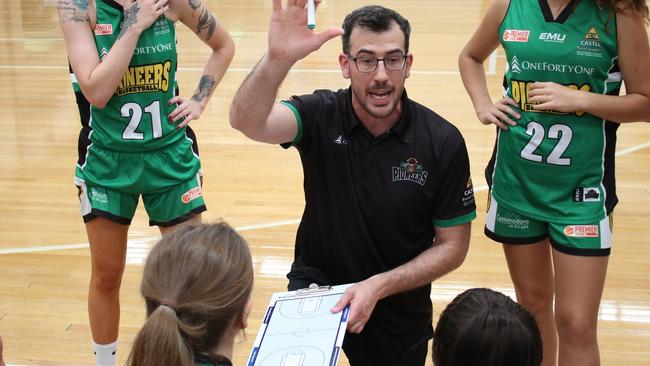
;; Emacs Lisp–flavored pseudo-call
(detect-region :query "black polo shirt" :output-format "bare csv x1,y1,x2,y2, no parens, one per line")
281,88,476,334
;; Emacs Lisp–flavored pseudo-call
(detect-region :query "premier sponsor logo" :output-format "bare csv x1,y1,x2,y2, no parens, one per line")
181,187,202,204
94,24,113,35
503,29,530,42
116,60,172,96
564,225,599,238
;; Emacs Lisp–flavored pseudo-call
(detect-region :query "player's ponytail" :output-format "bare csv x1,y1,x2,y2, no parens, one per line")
127,304,194,366
127,222,254,366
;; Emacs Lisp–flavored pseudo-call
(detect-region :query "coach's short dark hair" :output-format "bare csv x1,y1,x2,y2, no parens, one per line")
342,5,411,54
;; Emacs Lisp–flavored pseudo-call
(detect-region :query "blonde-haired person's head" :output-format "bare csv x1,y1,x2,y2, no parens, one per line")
127,221,253,366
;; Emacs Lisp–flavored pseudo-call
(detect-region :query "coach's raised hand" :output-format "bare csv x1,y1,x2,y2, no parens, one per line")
268,0,343,66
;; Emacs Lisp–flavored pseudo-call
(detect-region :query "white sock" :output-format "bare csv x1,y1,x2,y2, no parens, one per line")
92,340,117,366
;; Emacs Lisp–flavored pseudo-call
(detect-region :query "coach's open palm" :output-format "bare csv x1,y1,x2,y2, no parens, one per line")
268,0,343,64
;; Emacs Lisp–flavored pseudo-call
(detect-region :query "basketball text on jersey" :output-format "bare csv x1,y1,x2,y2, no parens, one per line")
116,60,172,96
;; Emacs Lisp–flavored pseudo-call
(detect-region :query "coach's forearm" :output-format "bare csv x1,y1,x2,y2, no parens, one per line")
229,54,293,135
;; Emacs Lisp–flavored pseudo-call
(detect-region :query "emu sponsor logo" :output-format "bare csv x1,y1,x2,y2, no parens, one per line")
564,225,599,238
540,32,566,43
181,187,202,204
503,29,530,42
94,24,113,35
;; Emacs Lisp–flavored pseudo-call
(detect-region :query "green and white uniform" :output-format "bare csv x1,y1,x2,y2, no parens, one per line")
485,0,619,255
73,0,205,226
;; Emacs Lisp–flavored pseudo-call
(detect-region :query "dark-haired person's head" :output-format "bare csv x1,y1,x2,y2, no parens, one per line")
341,5,411,55
339,6,413,127
432,288,543,366
127,221,254,366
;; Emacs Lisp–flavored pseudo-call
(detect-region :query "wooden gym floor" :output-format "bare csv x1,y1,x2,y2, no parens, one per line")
0,0,649,365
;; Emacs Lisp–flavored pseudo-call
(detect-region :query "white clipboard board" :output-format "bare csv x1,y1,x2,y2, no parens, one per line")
247,283,352,366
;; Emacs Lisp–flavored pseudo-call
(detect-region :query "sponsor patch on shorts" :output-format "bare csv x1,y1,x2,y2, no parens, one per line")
89,187,108,204
563,225,599,238
181,187,202,204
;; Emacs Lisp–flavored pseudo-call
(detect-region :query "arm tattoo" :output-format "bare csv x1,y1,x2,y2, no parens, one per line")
57,0,90,23
196,8,217,39
118,2,141,40
191,75,216,102
188,0,201,10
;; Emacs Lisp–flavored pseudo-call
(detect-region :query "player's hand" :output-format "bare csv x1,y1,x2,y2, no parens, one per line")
476,97,520,130
167,75,215,128
331,278,382,334
529,81,586,113
167,96,206,128
268,0,344,65
123,0,169,35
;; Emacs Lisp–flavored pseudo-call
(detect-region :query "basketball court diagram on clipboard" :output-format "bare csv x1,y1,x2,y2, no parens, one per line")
247,284,352,366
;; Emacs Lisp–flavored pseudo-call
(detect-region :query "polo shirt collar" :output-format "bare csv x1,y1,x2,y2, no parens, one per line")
344,87,414,143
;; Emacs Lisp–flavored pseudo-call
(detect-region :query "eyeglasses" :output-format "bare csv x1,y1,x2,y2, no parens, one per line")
348,54,407,73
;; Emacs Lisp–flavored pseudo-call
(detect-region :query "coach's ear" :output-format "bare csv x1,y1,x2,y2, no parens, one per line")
340,53,351,79
405,53,413,79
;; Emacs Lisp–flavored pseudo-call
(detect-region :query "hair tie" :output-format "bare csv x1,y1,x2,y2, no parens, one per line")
159,300,177,314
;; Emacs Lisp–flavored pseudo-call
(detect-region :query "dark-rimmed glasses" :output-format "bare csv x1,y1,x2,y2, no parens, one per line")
348,54,407,73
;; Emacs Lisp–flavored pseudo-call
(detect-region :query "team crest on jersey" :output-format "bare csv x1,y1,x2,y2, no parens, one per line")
503,29,530,42
181,187,202,204
392,158,428,186
577,26,603,58
94,24,113,35
564,225,599,238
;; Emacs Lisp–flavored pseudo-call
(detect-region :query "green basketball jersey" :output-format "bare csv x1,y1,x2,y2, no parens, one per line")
71,0,183,152
71,0,202,194
489,0,621,223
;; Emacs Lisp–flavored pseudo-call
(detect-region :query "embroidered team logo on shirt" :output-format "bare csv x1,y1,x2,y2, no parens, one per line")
392,158,428,186
503,29,530,42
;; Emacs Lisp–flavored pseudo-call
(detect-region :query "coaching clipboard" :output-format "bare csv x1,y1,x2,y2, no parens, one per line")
247,283,352,366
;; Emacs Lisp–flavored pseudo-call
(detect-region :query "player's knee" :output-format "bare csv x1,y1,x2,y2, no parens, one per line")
555,311,597,345
91,264,125,292
515,287,554,315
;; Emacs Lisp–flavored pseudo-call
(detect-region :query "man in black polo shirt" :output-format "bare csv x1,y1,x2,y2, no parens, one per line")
230,2,476,365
